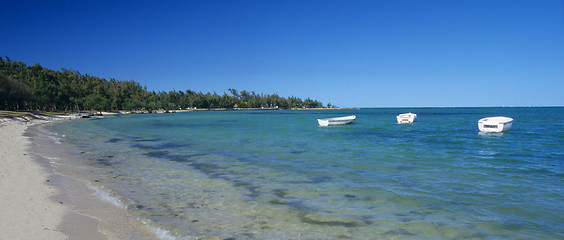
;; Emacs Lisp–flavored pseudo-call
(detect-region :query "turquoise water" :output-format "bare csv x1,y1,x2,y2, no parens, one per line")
43,108,563,239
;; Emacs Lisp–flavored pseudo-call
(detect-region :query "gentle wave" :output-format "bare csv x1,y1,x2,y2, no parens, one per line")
87,182,128,209
149,226,199,240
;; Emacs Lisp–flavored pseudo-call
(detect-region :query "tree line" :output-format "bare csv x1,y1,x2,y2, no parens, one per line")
1,56,332,112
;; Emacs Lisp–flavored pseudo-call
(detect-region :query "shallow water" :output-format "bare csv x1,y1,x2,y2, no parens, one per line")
38,108,564,239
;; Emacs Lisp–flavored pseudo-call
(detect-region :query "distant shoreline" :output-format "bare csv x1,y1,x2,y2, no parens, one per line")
3,106,560,120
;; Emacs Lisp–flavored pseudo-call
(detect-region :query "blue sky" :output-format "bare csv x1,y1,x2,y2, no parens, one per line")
1,0,563,107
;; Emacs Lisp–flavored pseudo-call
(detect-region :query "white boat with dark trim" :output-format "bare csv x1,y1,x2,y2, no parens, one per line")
478,116,513,133
317,115,356,126
396,113,417,124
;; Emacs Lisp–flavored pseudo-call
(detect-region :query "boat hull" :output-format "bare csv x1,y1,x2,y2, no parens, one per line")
396,113,417,124
478,116,513,133
317,115,356,126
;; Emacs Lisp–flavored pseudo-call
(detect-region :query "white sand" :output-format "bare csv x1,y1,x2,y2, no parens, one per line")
0,119,70,240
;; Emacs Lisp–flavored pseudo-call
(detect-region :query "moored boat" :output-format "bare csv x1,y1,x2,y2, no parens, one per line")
317,115,356,126
478,116,513,133
396,113,417,124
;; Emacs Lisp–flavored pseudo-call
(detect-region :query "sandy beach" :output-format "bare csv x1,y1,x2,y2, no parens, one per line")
1,116,163,240
0,116,116,240
0,118,71,240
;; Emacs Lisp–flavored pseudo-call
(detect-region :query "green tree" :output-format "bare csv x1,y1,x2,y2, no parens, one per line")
0,72,34,110
0,56,326,111
83,93,109,113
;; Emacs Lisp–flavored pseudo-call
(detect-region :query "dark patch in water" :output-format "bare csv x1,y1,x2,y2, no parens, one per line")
288,142,309,154
408,210,432,216
272,189,289,198
132,142,191,150
361,218,374,225
217,119,238,123
132,143,154,150
159,142,192,149
268,199,289,205
143,152,207,163
299,213,362,227
137,145,266,201
191,162,223,172
144,150,170,158
336,235,354,239
165,154,189,162
396,165,415,171
384,228,415,236
186,203,205,209
143,150,201,163
289,150,307,154
344,194,356,198
501,220,526,231
233,180,260,198
132,139,269,203
108,138,123,143
310,175,333,183
241,232,256,238
132,137,161,142
94,158,113,166
185,153,207,158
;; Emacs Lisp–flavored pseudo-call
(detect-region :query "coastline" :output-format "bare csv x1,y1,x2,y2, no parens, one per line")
1,108,561,238
0,116,160,240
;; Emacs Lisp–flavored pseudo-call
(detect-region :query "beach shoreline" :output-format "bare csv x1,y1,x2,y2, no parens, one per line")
0,116,160,240
0,116,75,240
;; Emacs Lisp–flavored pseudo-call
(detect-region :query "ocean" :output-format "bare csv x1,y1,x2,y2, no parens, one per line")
32,108,564,239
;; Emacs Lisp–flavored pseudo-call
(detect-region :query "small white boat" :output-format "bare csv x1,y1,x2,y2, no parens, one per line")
317,115,356,126
478,116,513,133
396,113,417,124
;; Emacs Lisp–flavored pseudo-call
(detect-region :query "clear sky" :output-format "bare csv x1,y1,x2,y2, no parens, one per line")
1,0,563,107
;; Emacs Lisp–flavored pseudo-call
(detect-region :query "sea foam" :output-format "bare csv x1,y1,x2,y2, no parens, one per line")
151,226,198,240
87,182,127,209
